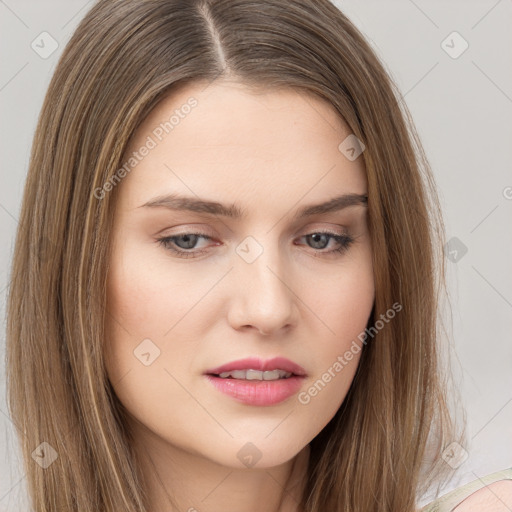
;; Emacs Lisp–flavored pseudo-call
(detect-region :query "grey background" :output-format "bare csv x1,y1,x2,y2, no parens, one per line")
1,0,511,509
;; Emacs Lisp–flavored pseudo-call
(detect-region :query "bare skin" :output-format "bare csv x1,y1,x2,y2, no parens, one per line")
104,79,375,512
452,480,512,511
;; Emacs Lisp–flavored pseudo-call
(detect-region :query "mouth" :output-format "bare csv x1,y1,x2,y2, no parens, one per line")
208,369,295,380
203,357,307,406
204,356,306,378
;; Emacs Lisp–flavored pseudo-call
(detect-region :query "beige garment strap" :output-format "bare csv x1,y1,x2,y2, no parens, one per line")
420,467,512,512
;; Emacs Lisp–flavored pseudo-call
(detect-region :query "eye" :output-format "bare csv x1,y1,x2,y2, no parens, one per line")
156,230,355,259
296,231,355,256
157,232,215,259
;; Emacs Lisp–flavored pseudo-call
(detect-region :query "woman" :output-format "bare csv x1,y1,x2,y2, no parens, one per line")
5,0,511,511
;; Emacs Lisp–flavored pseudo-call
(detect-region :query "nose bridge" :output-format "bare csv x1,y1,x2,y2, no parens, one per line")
229,232,296,333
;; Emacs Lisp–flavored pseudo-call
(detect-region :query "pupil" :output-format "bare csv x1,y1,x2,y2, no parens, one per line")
178,234,197,249
310,233,327,249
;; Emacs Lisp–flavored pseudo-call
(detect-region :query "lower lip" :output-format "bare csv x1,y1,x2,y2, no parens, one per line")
204,375,305,406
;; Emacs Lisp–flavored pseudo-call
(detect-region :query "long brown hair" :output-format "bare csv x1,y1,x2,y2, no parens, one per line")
6,0,465,510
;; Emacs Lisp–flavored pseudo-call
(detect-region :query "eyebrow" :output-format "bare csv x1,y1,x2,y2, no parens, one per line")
139,192,368,219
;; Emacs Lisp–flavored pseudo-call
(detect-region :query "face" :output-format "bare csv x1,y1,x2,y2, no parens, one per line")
104,80,375,470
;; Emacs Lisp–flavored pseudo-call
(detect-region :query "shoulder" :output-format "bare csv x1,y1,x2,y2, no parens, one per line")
420,467,512,512
451,479,512,511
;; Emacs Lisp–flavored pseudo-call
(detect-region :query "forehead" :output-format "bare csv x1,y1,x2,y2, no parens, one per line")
117,80,367,211
132,79,352,149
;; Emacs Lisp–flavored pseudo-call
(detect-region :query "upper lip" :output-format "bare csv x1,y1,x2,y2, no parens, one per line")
205,357,307,377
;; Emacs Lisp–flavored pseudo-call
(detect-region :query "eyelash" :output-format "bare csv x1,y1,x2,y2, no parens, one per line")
156,230,355,259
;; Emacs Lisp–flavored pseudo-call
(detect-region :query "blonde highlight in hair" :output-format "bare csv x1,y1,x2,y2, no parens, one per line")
6,0,465,510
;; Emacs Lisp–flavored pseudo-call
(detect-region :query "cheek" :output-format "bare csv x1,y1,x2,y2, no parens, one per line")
296,253,374,417
104,239,181,387
105,235,205,338
103,243,200,439
302,247,375,344
103,231,217,379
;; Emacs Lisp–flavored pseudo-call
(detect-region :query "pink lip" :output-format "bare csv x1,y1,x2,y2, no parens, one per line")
204,357,307,376
203,357,307,406
204,375,305,406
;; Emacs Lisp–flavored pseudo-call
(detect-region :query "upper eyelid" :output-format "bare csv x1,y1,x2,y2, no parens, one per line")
158,221,353,236
148,205,366,234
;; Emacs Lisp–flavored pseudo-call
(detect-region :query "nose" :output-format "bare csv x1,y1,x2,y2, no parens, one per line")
227,245,298,336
